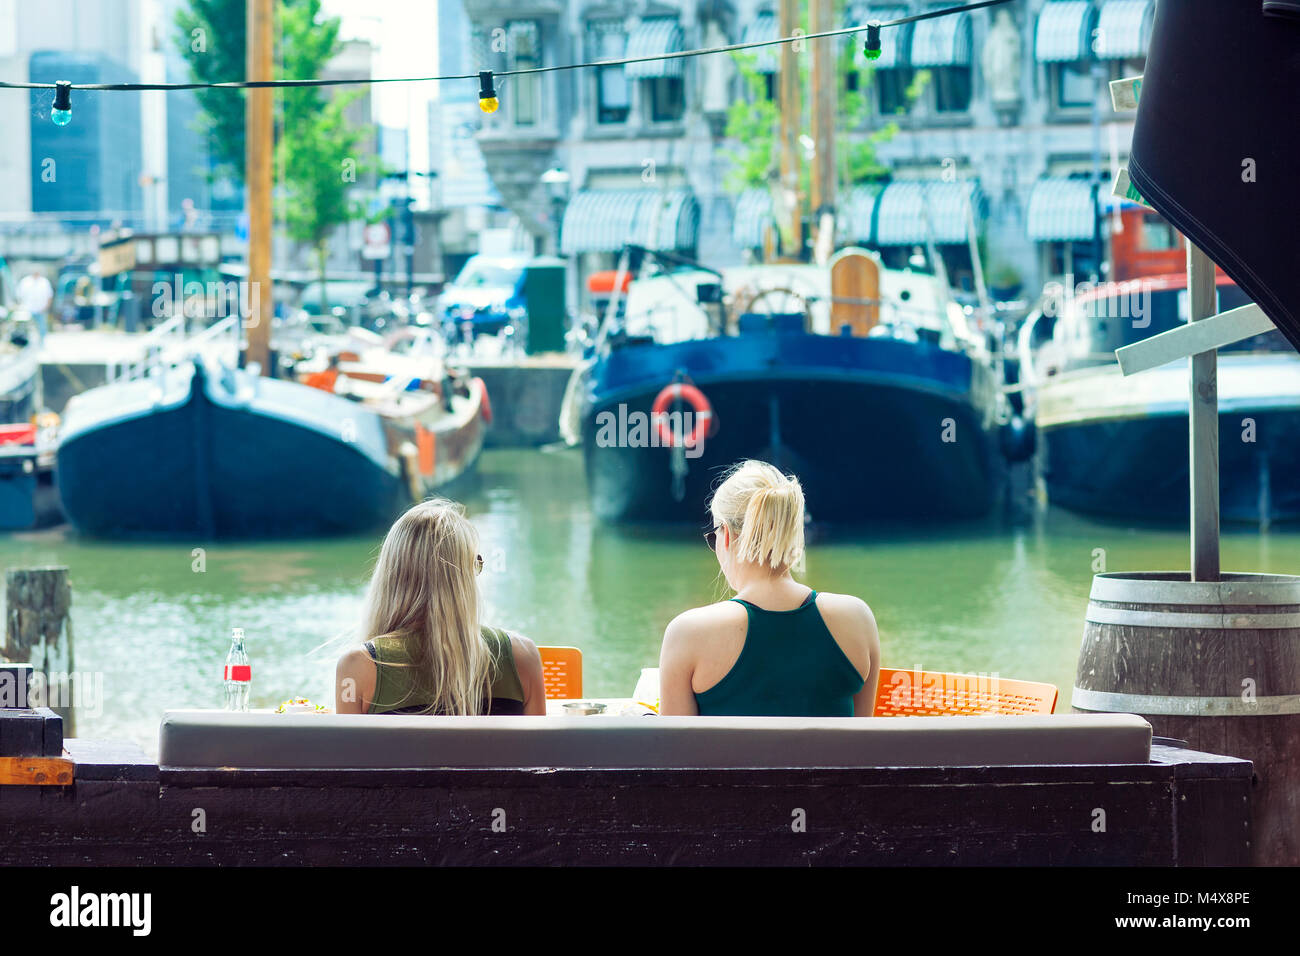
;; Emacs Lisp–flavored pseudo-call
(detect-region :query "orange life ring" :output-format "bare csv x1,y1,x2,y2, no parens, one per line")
474,377,493,425
651,383,712,448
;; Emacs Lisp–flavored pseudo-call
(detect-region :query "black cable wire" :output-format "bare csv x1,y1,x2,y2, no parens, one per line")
0,0,1011,94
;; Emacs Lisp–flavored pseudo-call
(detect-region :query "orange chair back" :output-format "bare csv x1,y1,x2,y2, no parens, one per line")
873,667,1058,717
538,646,583,700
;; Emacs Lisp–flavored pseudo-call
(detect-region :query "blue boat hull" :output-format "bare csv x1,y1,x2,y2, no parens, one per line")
1045,410,1300,524
57,363,412,539
581,332,1001,523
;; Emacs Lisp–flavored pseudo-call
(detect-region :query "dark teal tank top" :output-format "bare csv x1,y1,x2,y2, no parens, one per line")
694,590,866,717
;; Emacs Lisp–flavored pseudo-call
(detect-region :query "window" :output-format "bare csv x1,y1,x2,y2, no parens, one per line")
1054,61,1094,109
648,76,685,122
877,70,913,114
507,21,541,127
1140,214,1180,252
589,21,629,124
932,67,971,113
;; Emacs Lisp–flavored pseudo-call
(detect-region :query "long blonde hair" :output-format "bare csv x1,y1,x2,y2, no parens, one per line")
360,498,492,715
709,460,805,573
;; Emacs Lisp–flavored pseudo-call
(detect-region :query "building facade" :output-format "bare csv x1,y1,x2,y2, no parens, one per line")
459,0,1155,310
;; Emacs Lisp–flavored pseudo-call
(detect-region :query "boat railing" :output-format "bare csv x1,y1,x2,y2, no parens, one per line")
107,314,240,384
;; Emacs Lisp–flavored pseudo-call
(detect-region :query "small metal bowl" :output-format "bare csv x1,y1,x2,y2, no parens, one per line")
562,701,607,716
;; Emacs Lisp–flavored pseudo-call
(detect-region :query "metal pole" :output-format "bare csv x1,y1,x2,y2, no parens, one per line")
1187,241,1220,580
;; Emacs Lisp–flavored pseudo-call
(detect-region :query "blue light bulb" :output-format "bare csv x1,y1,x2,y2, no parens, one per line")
51,81,72,126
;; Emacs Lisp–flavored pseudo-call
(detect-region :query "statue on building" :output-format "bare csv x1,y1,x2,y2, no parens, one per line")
982,9,1022,110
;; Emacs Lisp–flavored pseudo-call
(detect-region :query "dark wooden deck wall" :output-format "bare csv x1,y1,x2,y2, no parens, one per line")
0,740,1252,866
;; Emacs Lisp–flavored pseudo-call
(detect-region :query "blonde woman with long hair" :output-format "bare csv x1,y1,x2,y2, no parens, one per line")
658,461,880,716
335,499,546,716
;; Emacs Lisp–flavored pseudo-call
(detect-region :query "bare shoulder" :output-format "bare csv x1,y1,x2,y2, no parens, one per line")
664,600,747,644
507,631,542,666
336,644,374,675
815,591,876,620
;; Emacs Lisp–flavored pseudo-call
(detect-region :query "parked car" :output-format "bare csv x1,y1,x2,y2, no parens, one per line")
438,254,527,341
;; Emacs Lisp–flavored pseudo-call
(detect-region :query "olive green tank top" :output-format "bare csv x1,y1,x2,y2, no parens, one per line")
694,591,866,717
365,626,526,715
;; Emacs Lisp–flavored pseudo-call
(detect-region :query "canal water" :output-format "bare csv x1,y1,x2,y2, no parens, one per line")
3,446,1297,755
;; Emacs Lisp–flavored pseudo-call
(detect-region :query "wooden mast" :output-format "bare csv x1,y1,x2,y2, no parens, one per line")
808,0,837,264
776,0,802,258
245,0,274,375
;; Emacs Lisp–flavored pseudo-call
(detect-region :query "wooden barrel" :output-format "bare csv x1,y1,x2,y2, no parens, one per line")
1073,571,1300,866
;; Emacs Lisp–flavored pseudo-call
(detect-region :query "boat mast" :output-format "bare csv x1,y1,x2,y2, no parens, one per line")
808,0,837,266
245,0,275,375
776,0,802,259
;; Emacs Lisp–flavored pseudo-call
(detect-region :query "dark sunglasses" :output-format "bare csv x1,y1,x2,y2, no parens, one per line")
704,525,723,552
475,553,484,575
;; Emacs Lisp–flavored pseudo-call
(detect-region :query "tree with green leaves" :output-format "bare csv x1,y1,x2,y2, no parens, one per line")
175,0,378,314
174,0,248,184
276,0,376,316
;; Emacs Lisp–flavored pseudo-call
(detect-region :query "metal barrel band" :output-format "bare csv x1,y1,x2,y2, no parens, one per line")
1085,604,1300,629
1089,572,1300,606
1072,687,1300,717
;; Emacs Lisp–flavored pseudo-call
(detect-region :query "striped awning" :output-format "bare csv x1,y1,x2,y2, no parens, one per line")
848,5,911,69
625,18,685,78
1035,1,1095,63
842,185,882,243
561,188,699,254
875,180,986,246
910,8,972,68
732,189,775,249
1094,0,1153,59
1026,178,1098,242
742,13,780,73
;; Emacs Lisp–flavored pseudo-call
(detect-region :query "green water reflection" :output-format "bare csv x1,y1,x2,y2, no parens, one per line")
2,447,1295,754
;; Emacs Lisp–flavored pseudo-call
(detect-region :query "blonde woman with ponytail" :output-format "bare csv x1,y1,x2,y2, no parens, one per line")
659,461,880,716
335,499,546,716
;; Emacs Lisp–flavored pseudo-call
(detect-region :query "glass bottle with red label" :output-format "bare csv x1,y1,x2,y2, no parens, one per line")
223,627,251,712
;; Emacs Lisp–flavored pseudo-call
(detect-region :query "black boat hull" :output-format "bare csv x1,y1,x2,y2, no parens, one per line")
56,361,484,539
1038,355,1300,524
581,332,1001,523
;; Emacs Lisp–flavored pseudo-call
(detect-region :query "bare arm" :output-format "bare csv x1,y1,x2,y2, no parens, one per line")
852,603,881,717
509,634,548,715
335,646,377,714
658,615,699,716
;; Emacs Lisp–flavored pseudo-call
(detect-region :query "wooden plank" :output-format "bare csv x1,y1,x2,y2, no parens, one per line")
1116,304,1274,375
0,756,74,786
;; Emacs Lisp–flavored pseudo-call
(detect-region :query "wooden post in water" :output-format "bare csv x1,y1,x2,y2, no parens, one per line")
244,0,275,375
3,567,75,737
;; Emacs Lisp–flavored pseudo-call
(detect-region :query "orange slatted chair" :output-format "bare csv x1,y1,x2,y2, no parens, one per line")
872,667,1058,717
538,646,583,700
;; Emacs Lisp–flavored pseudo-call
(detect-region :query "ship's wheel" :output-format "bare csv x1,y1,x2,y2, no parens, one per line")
727,285,813,332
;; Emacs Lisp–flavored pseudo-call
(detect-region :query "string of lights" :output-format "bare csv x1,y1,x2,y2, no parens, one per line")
0,0,1012,124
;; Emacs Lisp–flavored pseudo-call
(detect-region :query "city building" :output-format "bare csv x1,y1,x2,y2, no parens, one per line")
0,0,145,259
432,0,524,280
458,0,1157,313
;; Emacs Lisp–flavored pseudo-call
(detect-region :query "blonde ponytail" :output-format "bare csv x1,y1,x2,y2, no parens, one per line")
710,461,805,572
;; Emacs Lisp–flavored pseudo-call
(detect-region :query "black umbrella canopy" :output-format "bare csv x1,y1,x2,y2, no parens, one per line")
1128,2,1300,351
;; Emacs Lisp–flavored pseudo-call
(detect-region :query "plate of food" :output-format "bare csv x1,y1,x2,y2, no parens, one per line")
274,697,329,714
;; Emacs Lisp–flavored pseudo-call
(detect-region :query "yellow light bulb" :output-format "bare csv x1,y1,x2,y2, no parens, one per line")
479,96,499,114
